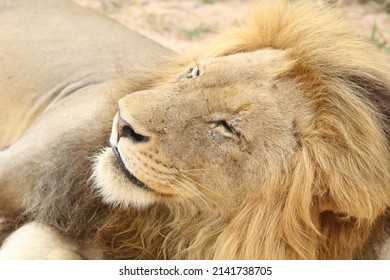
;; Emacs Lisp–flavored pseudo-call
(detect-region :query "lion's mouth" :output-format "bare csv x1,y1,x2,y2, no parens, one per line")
112,147,152,192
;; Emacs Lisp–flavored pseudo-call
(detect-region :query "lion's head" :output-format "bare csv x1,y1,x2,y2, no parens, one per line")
92,0,390,259
94,49,297,210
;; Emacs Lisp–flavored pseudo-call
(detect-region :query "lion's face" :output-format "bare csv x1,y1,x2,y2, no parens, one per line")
94,48,300,210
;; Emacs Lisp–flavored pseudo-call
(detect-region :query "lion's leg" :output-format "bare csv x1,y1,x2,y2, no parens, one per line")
0,80,121,218
0,222,83,260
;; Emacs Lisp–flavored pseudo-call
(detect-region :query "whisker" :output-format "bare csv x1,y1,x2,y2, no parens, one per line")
179,168,207,176
180,177,224,213
171,177,213,211
158,174,195,208
179,172,224,199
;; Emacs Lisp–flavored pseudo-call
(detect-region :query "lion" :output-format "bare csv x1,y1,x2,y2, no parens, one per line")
0,0,389,260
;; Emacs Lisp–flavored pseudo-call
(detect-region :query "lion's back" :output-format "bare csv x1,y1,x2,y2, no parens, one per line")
0,0,174,147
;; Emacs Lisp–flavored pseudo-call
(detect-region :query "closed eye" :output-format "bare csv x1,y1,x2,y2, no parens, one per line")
215,120,235,134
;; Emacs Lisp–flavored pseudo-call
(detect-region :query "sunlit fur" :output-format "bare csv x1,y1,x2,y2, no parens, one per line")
91,0,390,259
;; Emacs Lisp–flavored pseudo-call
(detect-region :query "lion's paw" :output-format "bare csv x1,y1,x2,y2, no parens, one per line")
0,222,83,260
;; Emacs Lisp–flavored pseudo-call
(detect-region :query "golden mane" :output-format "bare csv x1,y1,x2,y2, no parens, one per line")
90,0,390,259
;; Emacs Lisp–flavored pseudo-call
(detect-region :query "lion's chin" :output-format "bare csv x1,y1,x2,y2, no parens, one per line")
92,147,158,208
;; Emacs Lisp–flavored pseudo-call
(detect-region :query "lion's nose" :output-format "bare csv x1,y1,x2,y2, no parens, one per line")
117,113,150,143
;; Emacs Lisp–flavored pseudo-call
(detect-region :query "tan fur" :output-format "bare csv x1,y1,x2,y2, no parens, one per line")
1,0,389,260
93,0,390,259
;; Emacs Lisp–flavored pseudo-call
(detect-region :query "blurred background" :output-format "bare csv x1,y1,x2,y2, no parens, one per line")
73,0,390,56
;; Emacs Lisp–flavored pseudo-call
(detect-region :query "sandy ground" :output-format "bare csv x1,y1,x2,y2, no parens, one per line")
73,0,390,55
73,0,248,53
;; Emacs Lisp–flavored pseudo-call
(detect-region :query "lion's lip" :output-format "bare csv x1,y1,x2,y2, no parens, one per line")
112,147,153,192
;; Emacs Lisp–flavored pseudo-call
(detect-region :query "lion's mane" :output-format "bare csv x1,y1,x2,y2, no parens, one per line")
27,0,390,259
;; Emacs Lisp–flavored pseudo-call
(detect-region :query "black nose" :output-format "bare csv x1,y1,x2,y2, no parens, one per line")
117,114,149,143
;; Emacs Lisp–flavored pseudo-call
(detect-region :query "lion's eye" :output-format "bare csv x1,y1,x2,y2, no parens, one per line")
216,120,234,133
213,120,240,138
206,114,241,140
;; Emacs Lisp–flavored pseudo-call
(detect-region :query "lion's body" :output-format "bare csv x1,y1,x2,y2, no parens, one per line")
0,0,389,259
0,0,174,257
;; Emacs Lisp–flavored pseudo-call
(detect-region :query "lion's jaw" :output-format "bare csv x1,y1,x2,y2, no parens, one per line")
93,48,300,211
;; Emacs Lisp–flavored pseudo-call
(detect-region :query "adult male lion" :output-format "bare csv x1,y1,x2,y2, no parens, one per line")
0,0,389,259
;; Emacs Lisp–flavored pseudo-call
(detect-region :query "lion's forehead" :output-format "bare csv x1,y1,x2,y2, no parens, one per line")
197,48,290,79
165,50,293,108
